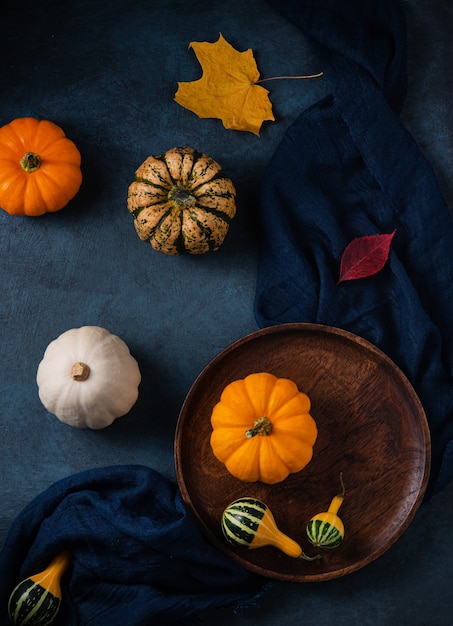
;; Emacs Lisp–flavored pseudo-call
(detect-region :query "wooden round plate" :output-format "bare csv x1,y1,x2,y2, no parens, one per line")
174,323,430,582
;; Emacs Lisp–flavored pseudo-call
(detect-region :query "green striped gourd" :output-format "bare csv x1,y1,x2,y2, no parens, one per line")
127,146,236,255
306,473,345,549
8,551,71,626
221,497,320,560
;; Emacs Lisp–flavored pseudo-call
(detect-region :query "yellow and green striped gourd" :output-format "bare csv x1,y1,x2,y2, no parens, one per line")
306,474,345,549
8,551,71,626
222,497,320,560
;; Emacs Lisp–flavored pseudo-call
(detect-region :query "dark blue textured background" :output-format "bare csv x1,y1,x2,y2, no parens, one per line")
1,0,453,624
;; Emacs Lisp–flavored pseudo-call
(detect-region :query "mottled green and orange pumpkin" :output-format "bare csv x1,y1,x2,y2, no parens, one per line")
127,146,236,255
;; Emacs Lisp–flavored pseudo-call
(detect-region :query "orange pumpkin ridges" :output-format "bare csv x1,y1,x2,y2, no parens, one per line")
210,371,318,484
0,117,82,217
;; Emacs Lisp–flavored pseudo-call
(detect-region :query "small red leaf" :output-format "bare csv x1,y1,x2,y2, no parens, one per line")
338,230,396,284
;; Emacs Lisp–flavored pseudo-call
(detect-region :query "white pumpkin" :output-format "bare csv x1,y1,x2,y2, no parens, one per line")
36,326,141,429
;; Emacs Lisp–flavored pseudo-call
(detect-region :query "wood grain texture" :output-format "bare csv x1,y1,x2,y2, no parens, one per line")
174,323,430,582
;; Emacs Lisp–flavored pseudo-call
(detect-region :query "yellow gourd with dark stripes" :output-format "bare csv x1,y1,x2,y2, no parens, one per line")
8,551,71,626
221,498,320,560
306,474,345,549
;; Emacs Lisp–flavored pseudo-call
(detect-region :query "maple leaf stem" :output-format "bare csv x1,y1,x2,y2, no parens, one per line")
256,72,323,84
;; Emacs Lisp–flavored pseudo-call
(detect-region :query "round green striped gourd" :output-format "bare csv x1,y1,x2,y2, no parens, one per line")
8,552,71,626
306,514,344,549
306,473,346,550
221,497,319,560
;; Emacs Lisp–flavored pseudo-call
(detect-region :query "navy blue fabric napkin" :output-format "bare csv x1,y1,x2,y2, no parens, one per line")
0,465,266,625
256,0,453,497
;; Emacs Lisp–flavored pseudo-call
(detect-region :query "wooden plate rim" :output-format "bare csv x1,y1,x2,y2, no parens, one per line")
174,322,431,582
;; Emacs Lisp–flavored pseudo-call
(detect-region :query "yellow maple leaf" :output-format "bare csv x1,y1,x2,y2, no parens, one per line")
174,33,275,136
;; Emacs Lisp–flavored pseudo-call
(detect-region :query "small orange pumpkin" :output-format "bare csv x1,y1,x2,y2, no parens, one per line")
210,372,318,484
0,117,82,216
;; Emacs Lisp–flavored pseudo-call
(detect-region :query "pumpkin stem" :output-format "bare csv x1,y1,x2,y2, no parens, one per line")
168,185,197,209
20,151,41,173
70,362,90,381
246,416,273,438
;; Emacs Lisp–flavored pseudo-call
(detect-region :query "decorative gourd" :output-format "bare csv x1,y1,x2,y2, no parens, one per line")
306,474,346,549
8,551,71,626
0,117,82,216
221,498,320,560
210,372,318,484
36,326,141,429
127,146,236,255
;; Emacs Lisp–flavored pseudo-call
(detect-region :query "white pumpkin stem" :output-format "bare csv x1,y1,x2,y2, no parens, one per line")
70,362,90,381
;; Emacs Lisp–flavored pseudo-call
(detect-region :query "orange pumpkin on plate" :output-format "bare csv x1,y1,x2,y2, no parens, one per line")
0,117,82,216
210,371,318,484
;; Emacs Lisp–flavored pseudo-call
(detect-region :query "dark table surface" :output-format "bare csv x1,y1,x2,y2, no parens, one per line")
1,0,453,624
